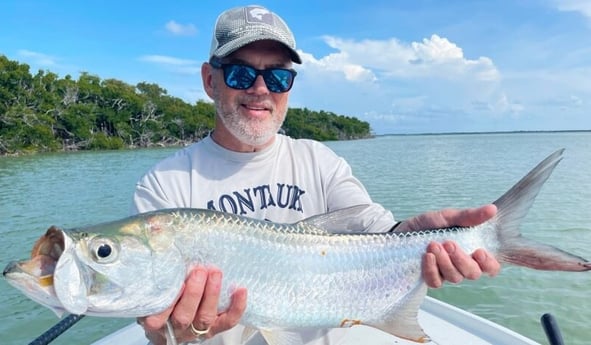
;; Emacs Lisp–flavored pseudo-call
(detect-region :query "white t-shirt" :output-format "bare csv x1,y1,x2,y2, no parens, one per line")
132,134,397,344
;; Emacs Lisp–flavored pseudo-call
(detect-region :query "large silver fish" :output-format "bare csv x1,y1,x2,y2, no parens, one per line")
4,149,590,344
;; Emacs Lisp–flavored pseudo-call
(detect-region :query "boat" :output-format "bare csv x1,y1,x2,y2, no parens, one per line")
90,296,543,345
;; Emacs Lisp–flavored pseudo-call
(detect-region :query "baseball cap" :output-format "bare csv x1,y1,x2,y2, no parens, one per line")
209,5,302,64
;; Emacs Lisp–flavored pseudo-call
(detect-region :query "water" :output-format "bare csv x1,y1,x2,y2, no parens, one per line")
1,132,590,344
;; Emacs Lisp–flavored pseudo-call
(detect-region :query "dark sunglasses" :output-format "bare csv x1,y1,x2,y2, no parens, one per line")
210,59,297,93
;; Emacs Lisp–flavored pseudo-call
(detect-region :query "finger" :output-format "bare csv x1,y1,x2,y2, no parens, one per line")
171,267,208,329
193,267,223,331
422,247,443,288
442,204,497,228
399,204,497,232
141,302,177,331
428,241,463,284
472,249,501,277
210,287,248,335
143,328,167,345
444,241,481,281
138,286,185,340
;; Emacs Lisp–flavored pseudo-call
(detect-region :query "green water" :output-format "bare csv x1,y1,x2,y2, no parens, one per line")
1,132,590,344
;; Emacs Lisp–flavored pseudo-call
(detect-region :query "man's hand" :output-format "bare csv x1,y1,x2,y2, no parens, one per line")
397,204,501,288
137,266,247,345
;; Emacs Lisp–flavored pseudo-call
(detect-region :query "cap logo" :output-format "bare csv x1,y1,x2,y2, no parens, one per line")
246,7,274,25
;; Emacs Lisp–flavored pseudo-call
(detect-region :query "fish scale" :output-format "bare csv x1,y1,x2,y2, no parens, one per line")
165,211,491,329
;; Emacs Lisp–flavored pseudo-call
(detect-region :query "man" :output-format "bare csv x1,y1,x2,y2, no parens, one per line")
133,5,500,344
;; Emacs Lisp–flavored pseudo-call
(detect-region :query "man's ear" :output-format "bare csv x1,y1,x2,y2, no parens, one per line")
201,62,215,98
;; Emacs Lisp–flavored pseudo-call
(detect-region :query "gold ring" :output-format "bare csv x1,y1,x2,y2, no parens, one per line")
190,323,210,337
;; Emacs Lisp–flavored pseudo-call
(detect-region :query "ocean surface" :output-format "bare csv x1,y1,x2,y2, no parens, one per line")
1,132,590,344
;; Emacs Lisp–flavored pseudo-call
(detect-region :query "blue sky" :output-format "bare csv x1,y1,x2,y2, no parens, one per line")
2,1,590,134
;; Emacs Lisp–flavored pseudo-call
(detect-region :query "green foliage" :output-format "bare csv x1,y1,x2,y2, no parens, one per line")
0,55,372,155
283,108,371,140
88,132,125,150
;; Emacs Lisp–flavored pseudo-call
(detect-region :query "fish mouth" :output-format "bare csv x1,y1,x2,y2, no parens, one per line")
3,226,65,284
3,226,68,316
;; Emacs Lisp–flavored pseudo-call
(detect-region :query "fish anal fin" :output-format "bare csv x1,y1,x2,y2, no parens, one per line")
259,329,304,345
368,283,431,343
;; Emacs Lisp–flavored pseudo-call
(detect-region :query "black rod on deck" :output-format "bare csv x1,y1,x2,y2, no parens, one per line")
28,314,85,345
541,313,565,345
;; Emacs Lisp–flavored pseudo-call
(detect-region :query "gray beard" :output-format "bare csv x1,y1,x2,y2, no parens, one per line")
216,106,283,147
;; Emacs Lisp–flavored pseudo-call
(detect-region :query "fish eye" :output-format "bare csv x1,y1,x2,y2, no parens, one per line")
96,244,112,258
90,237,119,263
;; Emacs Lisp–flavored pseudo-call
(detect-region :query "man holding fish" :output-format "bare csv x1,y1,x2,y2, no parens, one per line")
132,5,501,345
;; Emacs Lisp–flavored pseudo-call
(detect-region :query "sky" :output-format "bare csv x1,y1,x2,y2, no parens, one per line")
2,1,591,135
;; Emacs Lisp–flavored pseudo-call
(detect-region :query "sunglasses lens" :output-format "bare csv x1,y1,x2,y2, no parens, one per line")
264,69,294,93
224,65,257,90
221,64,295,93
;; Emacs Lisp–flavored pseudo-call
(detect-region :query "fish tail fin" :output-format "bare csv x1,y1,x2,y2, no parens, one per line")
493,149,591,271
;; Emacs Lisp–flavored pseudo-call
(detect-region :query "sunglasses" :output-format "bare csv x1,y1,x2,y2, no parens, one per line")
210,60,297,93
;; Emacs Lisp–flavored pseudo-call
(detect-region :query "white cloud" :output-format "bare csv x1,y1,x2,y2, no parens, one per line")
291,34,516,133
494,93,525,114
411,34,464,60
298,50,376,82
140,55,195,66
570,95,584,106
306,34,500,82
165,20,197,36
139,55,200,75
17,50,58,66
554,0,591,19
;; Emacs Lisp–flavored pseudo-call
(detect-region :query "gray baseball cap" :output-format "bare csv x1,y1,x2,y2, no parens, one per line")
209,5,302,64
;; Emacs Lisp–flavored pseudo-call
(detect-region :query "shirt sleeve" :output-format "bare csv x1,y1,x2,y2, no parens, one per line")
131,179,174,214
130,151,192,214
318,145,397,233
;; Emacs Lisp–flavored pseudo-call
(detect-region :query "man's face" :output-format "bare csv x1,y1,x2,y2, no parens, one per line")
203,40,293,151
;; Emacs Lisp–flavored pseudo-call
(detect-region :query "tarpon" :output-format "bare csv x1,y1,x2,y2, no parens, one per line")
4,149,590,344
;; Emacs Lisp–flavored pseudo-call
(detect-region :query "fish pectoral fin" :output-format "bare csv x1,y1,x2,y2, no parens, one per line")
299,204,372,233
259,329,304,345
369,283,431,343
164,319,179,345
240,326,257,343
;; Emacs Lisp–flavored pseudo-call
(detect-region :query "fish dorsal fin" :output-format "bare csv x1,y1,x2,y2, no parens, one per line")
259,329,304,345
299,205,371,234
368,283,431,343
